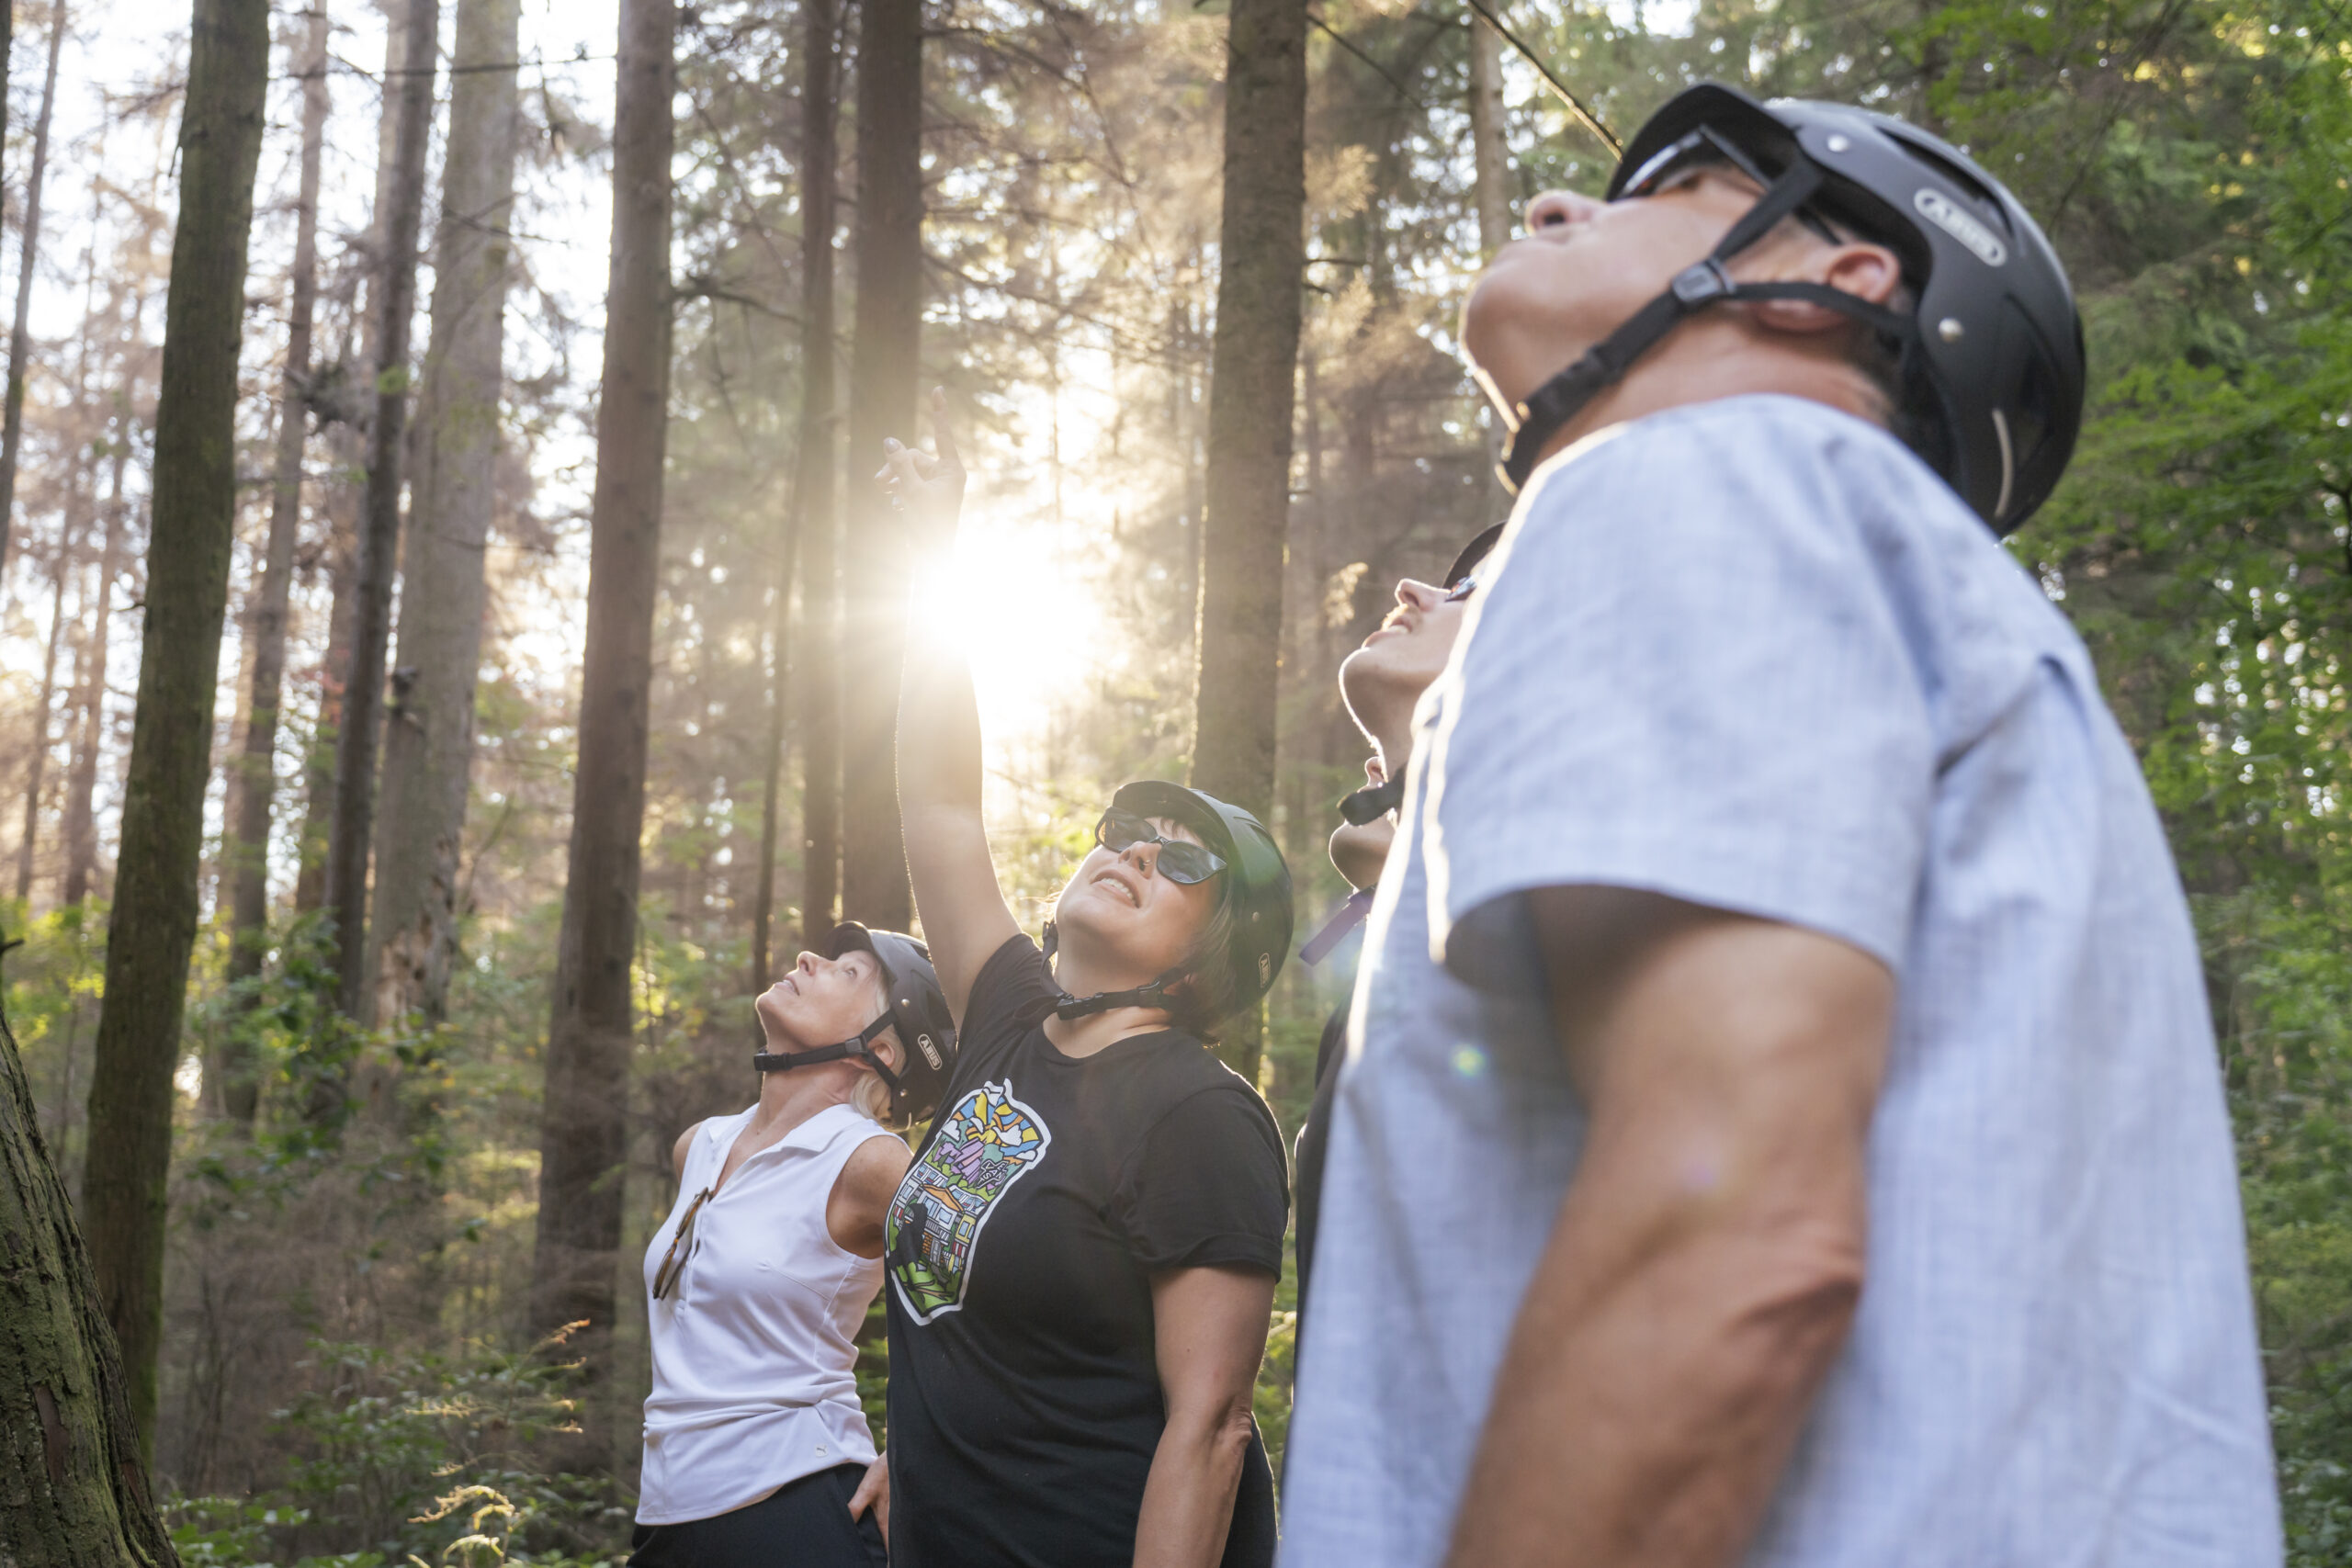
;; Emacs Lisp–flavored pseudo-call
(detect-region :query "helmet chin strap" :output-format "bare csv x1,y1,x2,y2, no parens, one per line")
752,1010,904,1093
1339,775,1405,826
1041,920,1189,1022
1499,160,1916,491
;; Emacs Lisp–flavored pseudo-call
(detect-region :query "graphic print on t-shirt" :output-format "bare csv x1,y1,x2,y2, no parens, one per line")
885,1078,1051,1324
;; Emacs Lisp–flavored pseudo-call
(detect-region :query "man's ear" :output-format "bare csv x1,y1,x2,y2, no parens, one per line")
1749,240,1904,336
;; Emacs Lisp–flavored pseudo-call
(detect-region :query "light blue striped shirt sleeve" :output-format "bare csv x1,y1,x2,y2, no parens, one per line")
1425,405,1938,985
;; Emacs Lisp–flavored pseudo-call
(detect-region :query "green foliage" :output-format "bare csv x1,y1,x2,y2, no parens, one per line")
161,1333,629,1566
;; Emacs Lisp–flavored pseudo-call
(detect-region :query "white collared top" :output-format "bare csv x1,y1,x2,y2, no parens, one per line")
637,1101,899,1526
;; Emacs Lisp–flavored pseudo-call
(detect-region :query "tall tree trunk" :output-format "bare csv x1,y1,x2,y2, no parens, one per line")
794,0,840,953
839,0,922,932
220,0,329,1084
1466,14,1512,491
17,534,75,903
0,991,177,1568
527,0,673,1423
324,0,440,1018
62,436,129,908
1466,17,1511,255
367,0,519,1027
747,512,800,991
1192,0,1305,813
0,0,65,583
1191,0,1305,1081
83,0,272,1458
293,425,360,913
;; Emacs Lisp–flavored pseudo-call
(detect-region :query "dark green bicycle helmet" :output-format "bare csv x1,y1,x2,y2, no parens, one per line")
1049,780,1295,1028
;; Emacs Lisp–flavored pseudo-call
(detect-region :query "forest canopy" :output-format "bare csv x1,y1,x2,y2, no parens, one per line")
2,0,2350,1559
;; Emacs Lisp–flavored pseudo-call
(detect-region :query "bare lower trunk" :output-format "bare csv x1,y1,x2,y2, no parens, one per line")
528,0,674,1443
0,0,66,582
0,997,177,1568
368,0,519,1028
61,441,129,908
220,1,330,1106
324,0,441,1021
839,0,922,931
794,0,840,953
293,426,360,914
1466,17,1511,256
1192,0,1306,1081
1192,0,1304,815
16,541,74,903
83,0,272,1457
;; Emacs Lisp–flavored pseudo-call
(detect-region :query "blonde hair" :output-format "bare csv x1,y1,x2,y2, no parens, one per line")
851,970,904,1126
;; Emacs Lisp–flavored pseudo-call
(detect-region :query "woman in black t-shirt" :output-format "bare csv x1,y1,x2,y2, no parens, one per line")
870,393,1295,1568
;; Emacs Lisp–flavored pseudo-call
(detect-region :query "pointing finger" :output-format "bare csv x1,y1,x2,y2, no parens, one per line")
928,387,962,468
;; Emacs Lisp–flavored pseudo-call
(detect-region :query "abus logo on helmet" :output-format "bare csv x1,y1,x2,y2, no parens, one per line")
1914,188,2007,267
917,1033,944,1070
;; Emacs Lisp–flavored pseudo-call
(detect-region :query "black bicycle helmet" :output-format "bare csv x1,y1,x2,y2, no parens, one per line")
753,921,958,1122
1050,780,1295,1027
1498,82,2085,536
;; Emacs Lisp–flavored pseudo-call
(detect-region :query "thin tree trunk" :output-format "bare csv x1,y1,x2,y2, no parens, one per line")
747,507,800,992
0,0,66,583
1191,0,1305,1081
0,992,176,1568
1192,0,1305,814
527,0,674,1427
1466,17,1511,257
219,1,330,1092
17,539,74,903
83,0,272,1457
839,0,922,931
293,423,360,913
367,0,518,1028
794,0,839,953
61,437,128,908
297,0,409,917
324,0,440,1019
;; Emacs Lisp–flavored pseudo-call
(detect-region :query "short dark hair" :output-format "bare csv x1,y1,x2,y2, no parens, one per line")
1169,881,1241,1039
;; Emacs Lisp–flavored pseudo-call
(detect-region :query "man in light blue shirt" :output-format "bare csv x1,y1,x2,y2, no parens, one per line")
1280,85,2279,1568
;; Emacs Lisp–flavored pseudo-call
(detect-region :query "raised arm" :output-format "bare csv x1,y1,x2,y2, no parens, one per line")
883,390,1019,1018
1442,887,1892,1568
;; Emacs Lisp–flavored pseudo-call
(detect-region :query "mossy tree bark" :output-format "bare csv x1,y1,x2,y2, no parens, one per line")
82,0,273,1456
0,986,177,1567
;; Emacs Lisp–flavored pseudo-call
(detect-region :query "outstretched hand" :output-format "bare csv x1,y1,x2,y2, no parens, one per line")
878,386,966,547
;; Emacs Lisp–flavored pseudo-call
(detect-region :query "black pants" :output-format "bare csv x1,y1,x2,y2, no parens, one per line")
629,1463,888,1568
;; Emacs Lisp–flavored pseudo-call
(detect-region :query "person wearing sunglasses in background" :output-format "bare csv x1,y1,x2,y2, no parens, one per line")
868,392,1296,1568
1290,524,1496,1331
632,923,958,1567
1282,85,2278,1568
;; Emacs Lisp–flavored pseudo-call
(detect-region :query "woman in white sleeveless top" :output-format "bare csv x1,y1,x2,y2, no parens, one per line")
633,922,958,1568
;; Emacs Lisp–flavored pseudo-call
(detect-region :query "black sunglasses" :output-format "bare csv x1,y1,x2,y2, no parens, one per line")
1095,809,1227,886
1621,126,1845,248
1442,572,1479,604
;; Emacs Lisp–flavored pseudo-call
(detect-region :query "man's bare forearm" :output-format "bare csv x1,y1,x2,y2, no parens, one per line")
1442,1172,1864,1565
1443,893,1892,1568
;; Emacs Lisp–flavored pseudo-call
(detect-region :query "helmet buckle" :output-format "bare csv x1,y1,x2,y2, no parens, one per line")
1672,259,1735,305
